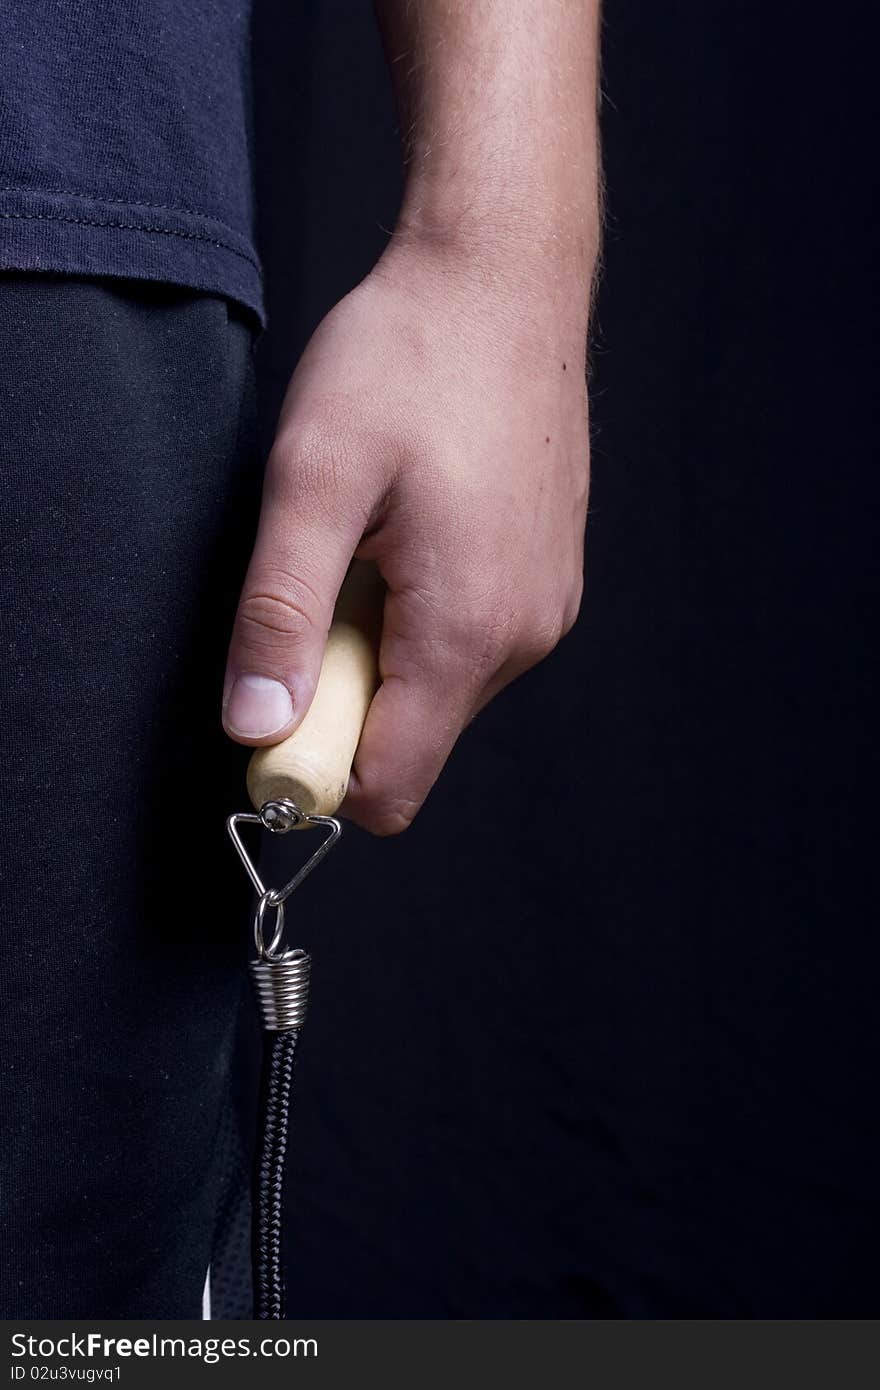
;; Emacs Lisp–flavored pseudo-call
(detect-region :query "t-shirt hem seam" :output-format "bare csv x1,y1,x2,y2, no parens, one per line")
0,209,261,275
0,183,251,230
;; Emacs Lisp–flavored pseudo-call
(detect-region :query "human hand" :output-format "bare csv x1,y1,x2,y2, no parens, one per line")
222,239,591,833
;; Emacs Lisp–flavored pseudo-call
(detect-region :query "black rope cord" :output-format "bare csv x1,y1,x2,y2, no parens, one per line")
252,1028,300,1319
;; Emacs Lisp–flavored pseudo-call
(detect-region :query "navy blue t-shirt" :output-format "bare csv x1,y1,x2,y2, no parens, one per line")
0,1,263,323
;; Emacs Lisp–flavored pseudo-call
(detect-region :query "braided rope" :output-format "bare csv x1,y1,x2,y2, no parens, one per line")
252,1028,300,1319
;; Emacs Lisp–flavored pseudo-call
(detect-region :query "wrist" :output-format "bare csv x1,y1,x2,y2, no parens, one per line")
378,180,598,343
396,166,597,269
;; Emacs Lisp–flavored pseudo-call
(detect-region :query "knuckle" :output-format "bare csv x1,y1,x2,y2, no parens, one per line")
348,755,423,836
470,609,517,673
237,571,323,649
359,794,421,837
561,572,585,636
517,613,564,666
522,630,558,665
516,580,584,665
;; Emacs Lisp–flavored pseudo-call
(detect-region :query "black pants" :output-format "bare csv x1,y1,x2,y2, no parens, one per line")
0,276,262,1317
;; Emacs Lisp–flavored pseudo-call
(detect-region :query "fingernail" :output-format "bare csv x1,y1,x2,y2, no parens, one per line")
224,674,294,738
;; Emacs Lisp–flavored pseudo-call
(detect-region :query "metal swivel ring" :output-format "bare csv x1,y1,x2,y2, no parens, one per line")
254,891,286,960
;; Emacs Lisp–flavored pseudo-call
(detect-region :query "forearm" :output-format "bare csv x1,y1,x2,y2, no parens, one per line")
375,0,601,316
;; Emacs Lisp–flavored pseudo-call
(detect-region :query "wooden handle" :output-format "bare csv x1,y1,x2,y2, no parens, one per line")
246,561,383,816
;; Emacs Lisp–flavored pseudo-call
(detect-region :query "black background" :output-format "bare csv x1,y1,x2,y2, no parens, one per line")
249,1,879,1315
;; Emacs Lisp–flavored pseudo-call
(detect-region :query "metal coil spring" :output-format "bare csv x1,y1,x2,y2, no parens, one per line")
249,949,311,1031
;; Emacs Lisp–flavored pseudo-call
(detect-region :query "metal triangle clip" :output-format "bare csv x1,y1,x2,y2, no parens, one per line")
226,798,342,909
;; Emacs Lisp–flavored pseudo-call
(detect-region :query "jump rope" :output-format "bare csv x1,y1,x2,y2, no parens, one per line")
226,561,383,1319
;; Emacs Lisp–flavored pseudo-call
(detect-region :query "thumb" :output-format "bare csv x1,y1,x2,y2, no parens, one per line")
222,452,364,745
